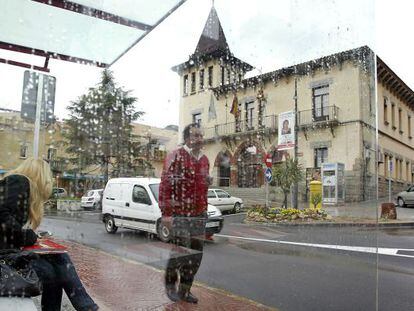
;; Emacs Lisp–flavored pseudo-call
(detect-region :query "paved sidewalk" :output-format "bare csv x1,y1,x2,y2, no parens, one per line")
41,240,275,311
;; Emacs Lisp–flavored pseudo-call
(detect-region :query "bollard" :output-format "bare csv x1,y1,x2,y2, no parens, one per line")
309,180,322,209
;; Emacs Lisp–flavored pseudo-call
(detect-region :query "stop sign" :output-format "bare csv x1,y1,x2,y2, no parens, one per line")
265,153,272,168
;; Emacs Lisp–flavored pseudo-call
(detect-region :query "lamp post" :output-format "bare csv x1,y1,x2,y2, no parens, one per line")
293,76,299,209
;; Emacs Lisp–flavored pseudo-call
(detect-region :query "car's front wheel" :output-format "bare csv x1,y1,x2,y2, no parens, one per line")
157,221,171,243
233,202,241,213
397,197,406,207
105,215,118,234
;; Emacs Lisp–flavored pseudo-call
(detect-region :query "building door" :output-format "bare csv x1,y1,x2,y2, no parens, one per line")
218,153,231,187
238,146,259,188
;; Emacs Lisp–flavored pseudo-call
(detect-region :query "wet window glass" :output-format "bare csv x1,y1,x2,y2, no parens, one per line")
132,185,151,205
1,0,414,310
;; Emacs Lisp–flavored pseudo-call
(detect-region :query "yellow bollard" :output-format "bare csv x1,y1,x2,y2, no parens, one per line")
309,180,322,209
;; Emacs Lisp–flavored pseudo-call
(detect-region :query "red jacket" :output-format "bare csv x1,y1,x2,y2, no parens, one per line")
159,147,210,217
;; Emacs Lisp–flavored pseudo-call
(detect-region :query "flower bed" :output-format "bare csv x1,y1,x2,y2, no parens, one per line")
246,205,331,223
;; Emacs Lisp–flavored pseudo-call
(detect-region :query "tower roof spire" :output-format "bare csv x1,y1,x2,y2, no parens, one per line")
194,6,229,55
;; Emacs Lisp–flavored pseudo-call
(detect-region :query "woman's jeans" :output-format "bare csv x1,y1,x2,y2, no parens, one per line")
30,253,98,311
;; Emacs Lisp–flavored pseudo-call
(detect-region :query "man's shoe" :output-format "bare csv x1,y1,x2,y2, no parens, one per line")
166,289,181,302
181,291,198,304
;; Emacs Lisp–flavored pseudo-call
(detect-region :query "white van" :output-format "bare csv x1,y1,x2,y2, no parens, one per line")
101,177,223,242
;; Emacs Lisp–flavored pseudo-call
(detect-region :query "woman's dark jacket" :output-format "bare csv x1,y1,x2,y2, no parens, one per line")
0,174,37,249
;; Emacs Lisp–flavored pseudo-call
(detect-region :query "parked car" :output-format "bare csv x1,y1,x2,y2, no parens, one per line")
81,189,103,210
207,189,243,213
52,187,67,198
101,178,223,242
396,185,414,207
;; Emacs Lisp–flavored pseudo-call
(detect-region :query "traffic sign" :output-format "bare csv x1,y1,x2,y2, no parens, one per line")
265,153,273,168
21,70,56,124
265,167,272,183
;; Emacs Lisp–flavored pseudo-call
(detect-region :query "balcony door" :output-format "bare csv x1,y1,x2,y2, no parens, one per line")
245,101,255,130
313,85,329,121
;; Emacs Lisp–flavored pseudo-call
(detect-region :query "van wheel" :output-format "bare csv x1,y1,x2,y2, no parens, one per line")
105,216,118,234
157,221,171,243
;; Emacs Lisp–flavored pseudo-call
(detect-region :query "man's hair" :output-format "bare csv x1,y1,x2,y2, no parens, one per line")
183,123,199,141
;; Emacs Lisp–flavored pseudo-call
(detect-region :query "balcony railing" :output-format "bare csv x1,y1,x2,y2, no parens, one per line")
297,105,339,128
204,115,278,140
50,159,66,172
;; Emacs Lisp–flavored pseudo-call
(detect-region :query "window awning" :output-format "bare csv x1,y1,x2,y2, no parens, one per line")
0,0,186,72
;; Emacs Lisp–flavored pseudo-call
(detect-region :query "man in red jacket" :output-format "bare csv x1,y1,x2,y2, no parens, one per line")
159,123,211,304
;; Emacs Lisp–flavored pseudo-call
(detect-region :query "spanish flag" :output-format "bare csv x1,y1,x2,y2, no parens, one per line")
230,94,239,117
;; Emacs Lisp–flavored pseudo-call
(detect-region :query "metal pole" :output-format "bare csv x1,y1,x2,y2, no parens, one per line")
33,74,44,158
388,159,392,202
265,178,269,210
293,77,299,209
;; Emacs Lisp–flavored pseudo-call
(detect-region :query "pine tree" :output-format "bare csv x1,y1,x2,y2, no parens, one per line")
63,70,144,185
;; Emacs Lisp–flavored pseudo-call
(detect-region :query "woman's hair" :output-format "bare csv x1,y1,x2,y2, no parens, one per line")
5,157,53,229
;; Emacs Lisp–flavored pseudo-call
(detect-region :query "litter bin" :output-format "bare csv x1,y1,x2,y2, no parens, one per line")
309,180,322,209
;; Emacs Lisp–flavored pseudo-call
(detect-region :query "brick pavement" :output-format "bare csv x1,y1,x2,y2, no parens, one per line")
58,240,275,311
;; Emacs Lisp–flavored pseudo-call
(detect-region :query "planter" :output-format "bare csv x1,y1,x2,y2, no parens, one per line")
380,202,396,220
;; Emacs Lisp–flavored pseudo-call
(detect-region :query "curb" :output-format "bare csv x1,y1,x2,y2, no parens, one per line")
244,220,414,228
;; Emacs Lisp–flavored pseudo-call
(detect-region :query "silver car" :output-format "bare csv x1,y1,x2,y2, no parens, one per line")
207,189,243,213
396,185,414,207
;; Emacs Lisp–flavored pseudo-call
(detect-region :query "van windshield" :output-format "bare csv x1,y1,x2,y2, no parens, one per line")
149,184,159,203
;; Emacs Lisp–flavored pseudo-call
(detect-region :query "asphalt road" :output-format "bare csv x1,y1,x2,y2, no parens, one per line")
41,213,414,311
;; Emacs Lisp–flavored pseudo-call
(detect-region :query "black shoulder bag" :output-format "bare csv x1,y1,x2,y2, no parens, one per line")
0,250,42,297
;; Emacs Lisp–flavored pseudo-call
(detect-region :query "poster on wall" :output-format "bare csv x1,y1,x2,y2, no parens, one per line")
277,111,295,150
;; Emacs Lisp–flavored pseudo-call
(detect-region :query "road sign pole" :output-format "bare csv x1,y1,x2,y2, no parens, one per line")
266,179,269,210
33,74,44,158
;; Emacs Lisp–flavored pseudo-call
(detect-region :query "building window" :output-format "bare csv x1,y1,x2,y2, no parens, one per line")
190,72,196,93
398,108,403,133
384,154,388,178
406,161,410,182
399,159,403,180
383,97,389,125
227,68,231,84
391,103,396,129
220,66,225,85
312,85,329,121
245,101,255,130
20,145,28,158
408,115,412,138
192,113,202,126
47,148,56,160
183,75,189,95
199,69,205,90
314,148,328,168
208,66,213,87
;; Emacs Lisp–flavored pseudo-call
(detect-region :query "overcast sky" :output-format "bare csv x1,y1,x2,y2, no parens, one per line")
0,0,412,128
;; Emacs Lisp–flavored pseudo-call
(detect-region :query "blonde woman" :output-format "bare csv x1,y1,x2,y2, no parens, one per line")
0,158,98,311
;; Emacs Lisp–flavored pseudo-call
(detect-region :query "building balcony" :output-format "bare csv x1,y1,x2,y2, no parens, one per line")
297,105,340,129
204,115,278,140
50,159,66,173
